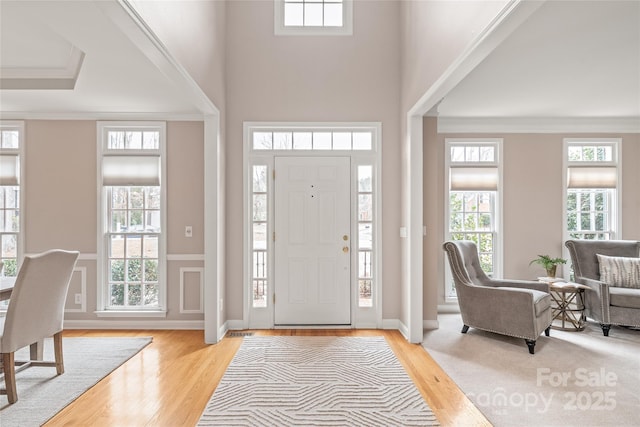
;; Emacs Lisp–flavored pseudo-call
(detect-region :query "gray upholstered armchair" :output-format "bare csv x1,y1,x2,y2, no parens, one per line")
565,239,640,336
443,241,552,354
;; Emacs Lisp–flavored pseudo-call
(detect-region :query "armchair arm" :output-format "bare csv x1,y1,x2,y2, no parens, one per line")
574,276,611,323
487,278,549,293
459,286,548,339
576,276,610,296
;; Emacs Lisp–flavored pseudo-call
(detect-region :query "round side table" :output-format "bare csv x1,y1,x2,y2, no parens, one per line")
547,281,590,331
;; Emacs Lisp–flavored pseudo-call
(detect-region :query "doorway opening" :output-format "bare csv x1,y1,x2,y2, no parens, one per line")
243,122,382,329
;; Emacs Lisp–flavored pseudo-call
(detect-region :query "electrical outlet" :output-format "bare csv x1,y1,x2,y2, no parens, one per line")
75,293,82,305
185,225,193,238
219,299,223,312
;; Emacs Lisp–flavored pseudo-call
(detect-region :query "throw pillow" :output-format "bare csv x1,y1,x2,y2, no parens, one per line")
597,254,640,288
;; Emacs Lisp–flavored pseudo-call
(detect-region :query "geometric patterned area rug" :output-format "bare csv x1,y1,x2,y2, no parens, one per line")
198,336,439,426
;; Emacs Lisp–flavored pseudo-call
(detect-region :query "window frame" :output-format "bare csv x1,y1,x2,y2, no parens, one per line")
96,121,167,317
274,0,353,36
444,139,503,303
0,120,25,284
562,138,621,244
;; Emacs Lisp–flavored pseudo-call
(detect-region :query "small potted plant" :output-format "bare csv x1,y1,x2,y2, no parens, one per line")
529,255,567,278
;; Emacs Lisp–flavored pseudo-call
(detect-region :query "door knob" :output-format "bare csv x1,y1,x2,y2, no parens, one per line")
343,246,349,253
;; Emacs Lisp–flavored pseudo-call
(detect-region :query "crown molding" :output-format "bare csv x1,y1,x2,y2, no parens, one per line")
437,117,640,134
0,111,206,121
0,47,85,90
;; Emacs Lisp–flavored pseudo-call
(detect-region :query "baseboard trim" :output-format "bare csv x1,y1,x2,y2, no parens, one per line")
438,304,461,314
226,319,245,330
64,319,204,330
423,319,439,330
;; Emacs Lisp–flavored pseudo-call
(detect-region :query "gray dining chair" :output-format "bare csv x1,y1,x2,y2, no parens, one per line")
0,249,79,404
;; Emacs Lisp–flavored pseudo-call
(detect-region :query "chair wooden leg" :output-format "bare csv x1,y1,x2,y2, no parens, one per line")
2,352,18,404
53,332,65,375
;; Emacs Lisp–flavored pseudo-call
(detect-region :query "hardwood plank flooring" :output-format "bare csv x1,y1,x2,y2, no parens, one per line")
44,329,490,427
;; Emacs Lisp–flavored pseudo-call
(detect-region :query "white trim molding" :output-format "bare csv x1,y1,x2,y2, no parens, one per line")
64,319,204,330
94,310,167,318
168,254,205,261
438,117,640,134
65,266,87,313
423,319,439,330
179,267,204,314
274,0,353,36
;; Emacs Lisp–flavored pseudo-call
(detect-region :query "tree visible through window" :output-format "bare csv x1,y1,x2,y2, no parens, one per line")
0,123,22,281
445,140,502,299
565,140,619,240
99,123,166,312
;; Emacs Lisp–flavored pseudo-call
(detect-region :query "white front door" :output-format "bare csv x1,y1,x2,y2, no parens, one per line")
274,156,351,325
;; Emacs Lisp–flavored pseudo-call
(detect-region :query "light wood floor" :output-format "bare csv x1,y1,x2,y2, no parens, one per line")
44,329,491,427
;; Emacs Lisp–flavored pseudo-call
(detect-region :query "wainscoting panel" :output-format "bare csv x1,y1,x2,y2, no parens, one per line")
180,267,204,314
65,266,87,313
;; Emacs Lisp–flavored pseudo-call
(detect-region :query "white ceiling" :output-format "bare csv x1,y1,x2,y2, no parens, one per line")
437,0,640,120
0,0,201,118
1,1,639,123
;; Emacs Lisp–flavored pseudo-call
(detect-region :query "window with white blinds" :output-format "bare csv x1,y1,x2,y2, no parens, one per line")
97,122,167,315
445,139,503,301
0,121,23,282
564,139,620,241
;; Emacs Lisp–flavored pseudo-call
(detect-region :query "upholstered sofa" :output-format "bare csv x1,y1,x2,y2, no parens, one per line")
565,239,640,336
443,240,552,354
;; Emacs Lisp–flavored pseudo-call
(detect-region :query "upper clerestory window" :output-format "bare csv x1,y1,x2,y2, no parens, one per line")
275,0,353,36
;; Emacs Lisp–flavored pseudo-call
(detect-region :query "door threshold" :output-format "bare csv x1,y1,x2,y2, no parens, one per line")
274,324,352,329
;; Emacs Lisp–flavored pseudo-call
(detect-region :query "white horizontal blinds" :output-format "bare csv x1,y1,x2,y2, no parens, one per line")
449,167,498,191
0,154,19,185
102,156,160,186
567,166,617,188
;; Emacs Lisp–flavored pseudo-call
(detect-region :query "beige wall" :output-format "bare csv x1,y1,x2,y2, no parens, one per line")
25,121,97,253
129,0,227,111
225,0,402,321
23,120,205,322
424,116,640,310
400,0,509,112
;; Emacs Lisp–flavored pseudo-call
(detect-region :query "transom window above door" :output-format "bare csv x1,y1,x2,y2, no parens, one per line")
251,128,373,151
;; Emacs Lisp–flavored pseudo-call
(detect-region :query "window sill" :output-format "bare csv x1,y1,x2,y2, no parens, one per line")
94,310,167,318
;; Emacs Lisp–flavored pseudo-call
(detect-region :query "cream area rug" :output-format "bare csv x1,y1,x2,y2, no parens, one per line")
0,336,152,426
423,314,640,427
198,336,439,426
